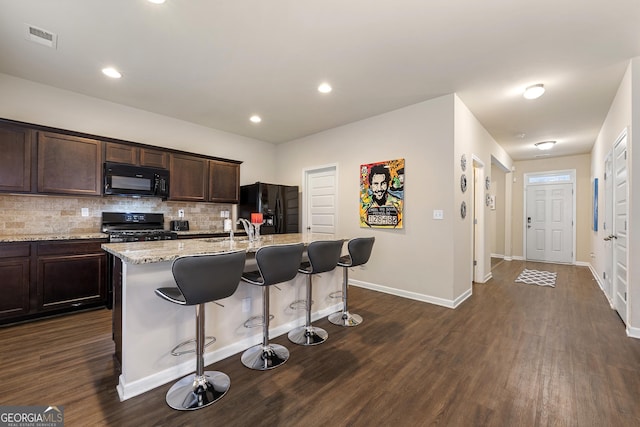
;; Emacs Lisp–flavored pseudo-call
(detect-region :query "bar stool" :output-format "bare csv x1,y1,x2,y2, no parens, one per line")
328,237,375,327
241,243,305,370
155,251,246,411
288,239,344,346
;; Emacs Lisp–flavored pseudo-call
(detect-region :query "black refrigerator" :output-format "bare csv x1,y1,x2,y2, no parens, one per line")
239,182,299,234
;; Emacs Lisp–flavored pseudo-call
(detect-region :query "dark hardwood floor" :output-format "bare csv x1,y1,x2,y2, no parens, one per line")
2,260,640,426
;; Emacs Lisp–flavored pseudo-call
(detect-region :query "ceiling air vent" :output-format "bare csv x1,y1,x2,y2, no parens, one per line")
24,24,58,49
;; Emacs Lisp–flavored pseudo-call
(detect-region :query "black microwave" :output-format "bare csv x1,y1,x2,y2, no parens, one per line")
104,162,170,199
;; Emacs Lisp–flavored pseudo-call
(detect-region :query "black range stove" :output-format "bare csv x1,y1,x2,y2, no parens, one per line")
101,212,177,243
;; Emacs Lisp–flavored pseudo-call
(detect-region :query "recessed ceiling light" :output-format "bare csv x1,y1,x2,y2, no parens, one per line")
250,115,262,123
534,140,556,150
318,83,332,93
101,67,122,79
523,84,545,100
148,0,166,4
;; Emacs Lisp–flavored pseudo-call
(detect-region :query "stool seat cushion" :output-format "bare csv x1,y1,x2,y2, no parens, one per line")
298,261,312,274
241,270,263,285
337,254,352,267
155,287,187,305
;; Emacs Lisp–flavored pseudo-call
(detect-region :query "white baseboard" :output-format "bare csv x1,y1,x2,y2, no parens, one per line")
117,303,342,401
349,279,470,309
585,262,614,308
490,253,504,259
627,326,640,339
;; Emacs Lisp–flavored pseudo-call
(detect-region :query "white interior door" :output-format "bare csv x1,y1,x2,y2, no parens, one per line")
613,133,628,322
525,183,573,263
603,151,613,301
303,165,337,234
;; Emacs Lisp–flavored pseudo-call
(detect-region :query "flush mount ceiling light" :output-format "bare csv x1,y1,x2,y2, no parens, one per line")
523,83,545,100
148,0,166,4
101,67,122,79
534,140,556,150
250,115,262,123
318,82,332,93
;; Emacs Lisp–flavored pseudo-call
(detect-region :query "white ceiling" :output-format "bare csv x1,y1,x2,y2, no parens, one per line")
0,0,638,160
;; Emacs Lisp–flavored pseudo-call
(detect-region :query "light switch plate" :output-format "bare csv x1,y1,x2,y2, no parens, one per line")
433,209,444,220
81,208,89,217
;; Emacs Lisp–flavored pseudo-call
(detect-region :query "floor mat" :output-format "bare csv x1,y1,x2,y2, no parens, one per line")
515,269,557,287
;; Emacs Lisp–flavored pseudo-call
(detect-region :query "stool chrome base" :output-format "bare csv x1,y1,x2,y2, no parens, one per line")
165,371,230,411
288,325,328,346
328,311,363,327
241,343,289,370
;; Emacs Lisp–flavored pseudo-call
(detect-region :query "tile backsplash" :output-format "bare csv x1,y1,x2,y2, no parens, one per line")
0,194,233,235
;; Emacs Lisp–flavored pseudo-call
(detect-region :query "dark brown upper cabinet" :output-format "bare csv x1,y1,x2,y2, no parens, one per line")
169,153,209,201
37,132,103,196
105,142,168,169
209,160,240,203
0,123,33,193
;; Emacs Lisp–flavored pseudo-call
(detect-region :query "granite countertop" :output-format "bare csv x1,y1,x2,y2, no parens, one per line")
102,233,344,265
174,230,246,237
0,230,245,243
0,232,108,243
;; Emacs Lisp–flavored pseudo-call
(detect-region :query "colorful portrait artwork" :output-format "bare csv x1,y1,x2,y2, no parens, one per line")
360,158,404,228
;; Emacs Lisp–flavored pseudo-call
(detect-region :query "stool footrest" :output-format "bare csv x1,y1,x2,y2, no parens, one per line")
243,314,275,329
289,299,314,310
170,336,216,356
328,291,343,299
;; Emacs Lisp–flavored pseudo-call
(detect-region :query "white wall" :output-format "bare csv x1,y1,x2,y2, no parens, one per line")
0,73,276,186
454,96,513,288
275,94,512,306
590,58,640,335
590,63,631,300
276,95,457,303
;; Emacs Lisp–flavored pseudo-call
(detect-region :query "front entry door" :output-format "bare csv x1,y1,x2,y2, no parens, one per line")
526,183,573,263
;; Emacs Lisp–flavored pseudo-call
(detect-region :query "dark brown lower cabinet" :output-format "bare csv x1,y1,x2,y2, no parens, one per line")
0,239,107,326
0,243,31,319
37,240,106,311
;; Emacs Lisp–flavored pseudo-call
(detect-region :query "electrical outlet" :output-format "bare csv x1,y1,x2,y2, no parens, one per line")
433,209,444,220
81,208,89,217
242,298,251,313
178,209,184,218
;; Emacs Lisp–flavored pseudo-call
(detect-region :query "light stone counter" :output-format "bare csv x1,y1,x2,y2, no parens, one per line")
102,233,341,264
0,232,107,242
105,233,347,401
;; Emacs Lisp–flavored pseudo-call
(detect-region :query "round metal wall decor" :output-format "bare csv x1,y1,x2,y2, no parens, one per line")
460,201,467,219
485,176,491,190
460,154,467,172
460,174,467,193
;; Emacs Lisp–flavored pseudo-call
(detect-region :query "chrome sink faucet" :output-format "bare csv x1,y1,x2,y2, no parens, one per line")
237,218,254,241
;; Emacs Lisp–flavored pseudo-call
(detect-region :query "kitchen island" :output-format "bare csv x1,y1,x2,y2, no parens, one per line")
102,233,345,401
